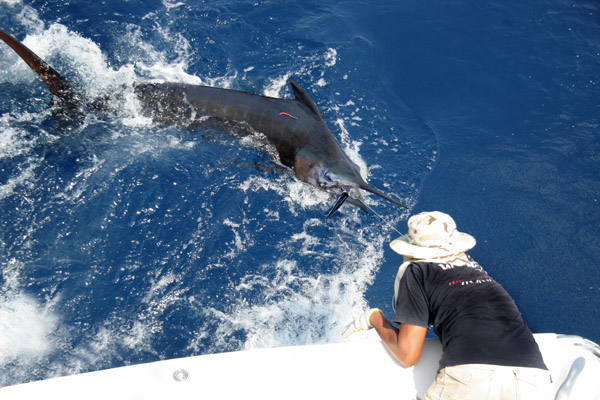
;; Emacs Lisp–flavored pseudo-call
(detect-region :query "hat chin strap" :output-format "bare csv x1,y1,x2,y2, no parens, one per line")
393,261,412,308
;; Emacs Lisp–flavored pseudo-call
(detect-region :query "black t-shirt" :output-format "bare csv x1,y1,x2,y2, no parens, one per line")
392,259,547,371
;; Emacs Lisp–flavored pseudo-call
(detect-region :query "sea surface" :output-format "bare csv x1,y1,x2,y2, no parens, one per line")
0,0,598,387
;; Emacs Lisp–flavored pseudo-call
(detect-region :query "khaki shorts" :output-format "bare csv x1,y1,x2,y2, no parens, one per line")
423,364,553,400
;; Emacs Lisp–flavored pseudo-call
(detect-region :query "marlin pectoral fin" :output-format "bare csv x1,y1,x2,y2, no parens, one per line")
347,196,369,214
326,192,350,217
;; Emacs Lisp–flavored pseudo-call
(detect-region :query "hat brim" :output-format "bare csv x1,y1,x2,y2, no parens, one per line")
390,232,476,259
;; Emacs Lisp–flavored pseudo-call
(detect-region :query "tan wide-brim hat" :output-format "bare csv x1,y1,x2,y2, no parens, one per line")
390,211,476,259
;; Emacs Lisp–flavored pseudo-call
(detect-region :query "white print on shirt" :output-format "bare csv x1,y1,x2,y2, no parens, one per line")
437,260,483,271
438,260,493,287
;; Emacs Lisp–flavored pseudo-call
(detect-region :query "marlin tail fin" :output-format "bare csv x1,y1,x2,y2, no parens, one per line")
0,28,80,114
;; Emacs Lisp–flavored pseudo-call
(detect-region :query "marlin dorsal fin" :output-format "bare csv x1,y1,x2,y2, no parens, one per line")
288,79,323,118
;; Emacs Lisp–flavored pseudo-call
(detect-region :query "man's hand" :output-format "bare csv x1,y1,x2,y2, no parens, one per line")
341,308,382,338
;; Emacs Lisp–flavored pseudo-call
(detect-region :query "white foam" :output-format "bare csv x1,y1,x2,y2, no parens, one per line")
65,318,156,372
162,0,185,9
0,260,60,365
22,25,115,96
0,125,29,159
50,273,182,377
0,160,38,200
238,175,330,216
209,229,385,349
334,118,368,178
324,48,337,67
222,218,247,259
0,295,58,362
3,24,137,124
263,73,292,98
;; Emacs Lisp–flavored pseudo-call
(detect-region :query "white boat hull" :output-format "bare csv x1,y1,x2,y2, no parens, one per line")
1,333,598,399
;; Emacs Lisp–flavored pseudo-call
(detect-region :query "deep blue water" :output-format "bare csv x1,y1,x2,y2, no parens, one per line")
0,0,598,387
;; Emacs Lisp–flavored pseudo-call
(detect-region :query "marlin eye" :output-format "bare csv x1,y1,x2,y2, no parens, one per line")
317,170,336,188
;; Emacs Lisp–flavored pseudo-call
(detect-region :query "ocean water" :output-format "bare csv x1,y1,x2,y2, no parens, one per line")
0,0,598,387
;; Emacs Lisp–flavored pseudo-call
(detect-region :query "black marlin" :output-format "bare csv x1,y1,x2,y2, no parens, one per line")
0,28,407,215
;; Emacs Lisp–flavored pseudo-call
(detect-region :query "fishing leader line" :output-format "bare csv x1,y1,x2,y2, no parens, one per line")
362,202,405,238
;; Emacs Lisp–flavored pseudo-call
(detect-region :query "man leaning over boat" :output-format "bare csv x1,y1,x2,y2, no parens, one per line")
342,211,553,400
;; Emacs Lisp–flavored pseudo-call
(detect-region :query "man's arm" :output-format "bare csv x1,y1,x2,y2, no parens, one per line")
369,311,427,368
